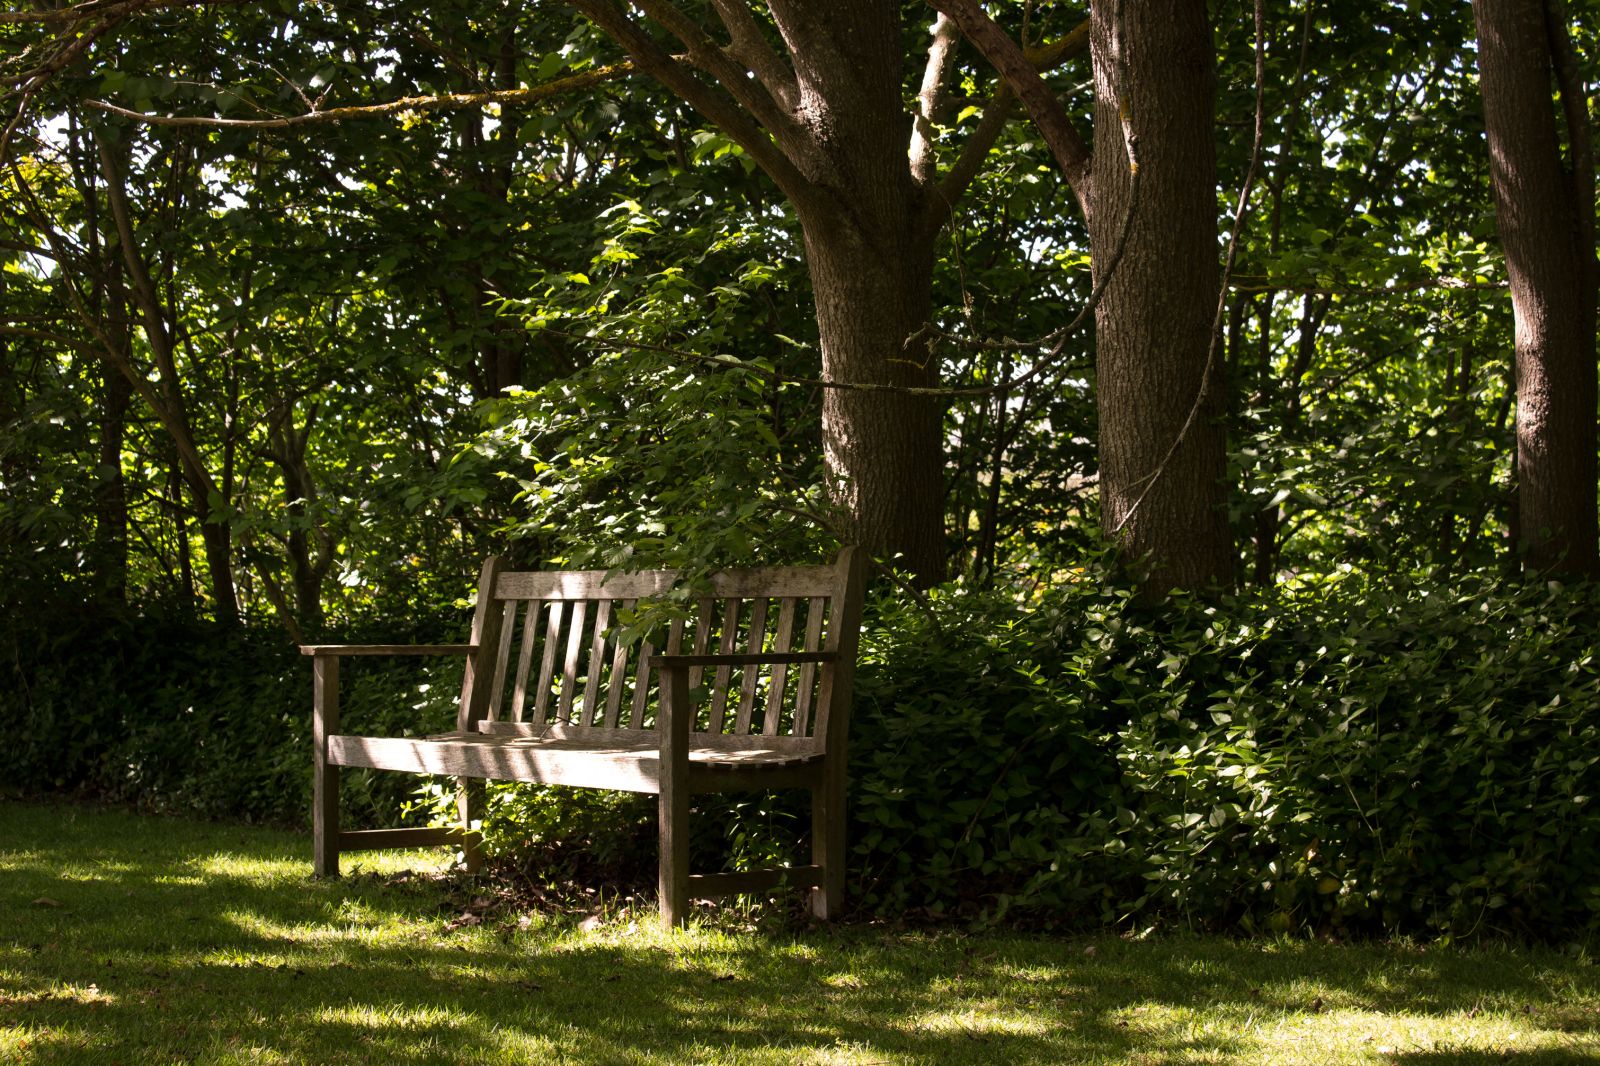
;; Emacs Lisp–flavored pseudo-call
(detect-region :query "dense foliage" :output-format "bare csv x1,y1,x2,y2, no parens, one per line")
8,567,1599,939
2,1,1597,939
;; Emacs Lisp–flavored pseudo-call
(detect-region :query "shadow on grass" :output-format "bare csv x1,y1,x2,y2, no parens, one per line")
3,800,1598,1064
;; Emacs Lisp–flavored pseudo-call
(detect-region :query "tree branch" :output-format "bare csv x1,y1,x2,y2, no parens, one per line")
708,0,797,111
632,0,806,152
82,64,632,129
927,0,1092,216
927,19,1089,232
911,13,960,186
1543,0,1594,268
568,0,818,209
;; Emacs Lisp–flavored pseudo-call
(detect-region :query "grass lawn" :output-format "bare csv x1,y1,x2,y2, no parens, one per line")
2,801,1598,1064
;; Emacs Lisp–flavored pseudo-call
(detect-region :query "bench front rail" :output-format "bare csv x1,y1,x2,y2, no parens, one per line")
302,548,864,927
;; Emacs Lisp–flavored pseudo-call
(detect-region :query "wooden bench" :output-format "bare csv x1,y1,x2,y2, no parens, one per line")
300,548,864,927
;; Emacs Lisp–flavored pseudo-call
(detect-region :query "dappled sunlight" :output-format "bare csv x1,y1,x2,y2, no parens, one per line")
316,1002,477,1032
5,803,1600,1064
904,1003,1057,1038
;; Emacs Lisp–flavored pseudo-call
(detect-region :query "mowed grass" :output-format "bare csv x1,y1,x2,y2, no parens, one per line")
2,801,1599,1065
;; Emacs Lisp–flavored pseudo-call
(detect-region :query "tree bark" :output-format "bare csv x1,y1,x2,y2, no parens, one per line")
1472,0,1598,577
1089,0,1233,594
773,2,947,581
802,203,946,581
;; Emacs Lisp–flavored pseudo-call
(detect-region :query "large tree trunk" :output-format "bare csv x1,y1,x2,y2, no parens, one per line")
1088,0,1233,594
770,2,948,582
801,205,946,582
573,0,953,585
1472,0,1597,577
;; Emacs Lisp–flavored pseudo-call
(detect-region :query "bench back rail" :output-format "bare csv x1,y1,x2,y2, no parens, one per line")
458,556,859,754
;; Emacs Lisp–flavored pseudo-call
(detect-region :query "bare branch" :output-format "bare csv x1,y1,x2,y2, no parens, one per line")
911,13,959,185
928,19,1089,230
569,0,817,208
709,0,797,111
632,0,807,155
81,64,632,129
928,0,1092,215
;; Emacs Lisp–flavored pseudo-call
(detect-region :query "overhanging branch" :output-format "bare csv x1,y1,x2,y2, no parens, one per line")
82,64,633,129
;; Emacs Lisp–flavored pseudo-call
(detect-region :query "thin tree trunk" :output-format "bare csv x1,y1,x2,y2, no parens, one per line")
1472,0,1598,576
93,358,132,608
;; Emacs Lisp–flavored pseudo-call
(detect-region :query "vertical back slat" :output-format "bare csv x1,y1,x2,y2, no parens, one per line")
532,600,564,725
706,597,742,733
604,599,636,728
734,597,768,734
689,600,713,691
762,597,798,735
583,599,612,726
509,600,539,723
630,633,656,729
632,617,684,729
485,600,518,722
558,600,589,723
795,596,827,736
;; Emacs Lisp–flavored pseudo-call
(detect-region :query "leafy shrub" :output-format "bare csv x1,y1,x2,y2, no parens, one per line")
1,611,463,828
850,568,1600,938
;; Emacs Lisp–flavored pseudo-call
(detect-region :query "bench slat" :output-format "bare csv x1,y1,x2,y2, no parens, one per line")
796,596,826,736
706,597,741,733
764,598,798,735
584,599,611,727
532,600,563,725
328,732,822,794
735,597,768,734
603,599,635,728
509,601,538,723
487,599,517,722
630,632,656,729
689,602,712,693
558,600,587,724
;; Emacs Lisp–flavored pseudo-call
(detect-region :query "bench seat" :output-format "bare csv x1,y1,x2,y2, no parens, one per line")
328,730,825,792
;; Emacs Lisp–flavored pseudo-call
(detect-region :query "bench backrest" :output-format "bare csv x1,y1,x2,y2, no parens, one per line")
456,548,864,751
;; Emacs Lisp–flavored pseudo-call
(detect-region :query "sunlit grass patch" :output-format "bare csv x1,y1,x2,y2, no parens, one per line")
3,799,1599,1065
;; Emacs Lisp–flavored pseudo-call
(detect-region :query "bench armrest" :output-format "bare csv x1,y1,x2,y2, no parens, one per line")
299,644,477,657
647,651,838,669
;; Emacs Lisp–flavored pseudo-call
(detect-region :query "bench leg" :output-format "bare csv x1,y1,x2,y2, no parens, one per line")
314,764,340,877
456,776,484,874
658,666,691,928
312,656,340,878
810,776,846,920
658,777,689,928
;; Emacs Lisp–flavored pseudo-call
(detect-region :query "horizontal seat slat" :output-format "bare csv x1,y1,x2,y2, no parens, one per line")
299,644,476,657
473,719,818,754
327,732,822,794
